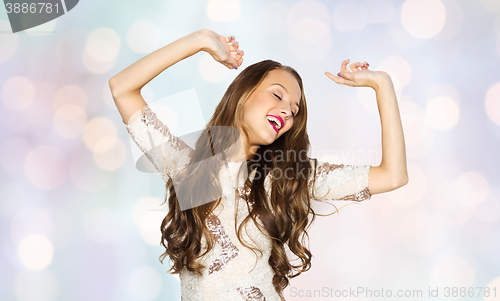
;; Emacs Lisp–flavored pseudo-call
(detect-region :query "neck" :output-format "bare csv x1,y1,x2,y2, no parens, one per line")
226,130,259,162
246,145,260,160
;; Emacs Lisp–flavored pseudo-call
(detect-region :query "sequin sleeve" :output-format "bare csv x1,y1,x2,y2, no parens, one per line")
309,158,371,202
125,104,193,182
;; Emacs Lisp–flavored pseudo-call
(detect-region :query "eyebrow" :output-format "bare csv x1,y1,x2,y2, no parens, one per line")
271,83,300,110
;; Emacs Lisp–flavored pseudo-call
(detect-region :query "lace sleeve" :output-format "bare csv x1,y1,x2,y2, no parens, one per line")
125,105,194,183
308,158,371,202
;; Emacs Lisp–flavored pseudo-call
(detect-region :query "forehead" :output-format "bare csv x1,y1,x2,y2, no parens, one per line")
261,69,302,104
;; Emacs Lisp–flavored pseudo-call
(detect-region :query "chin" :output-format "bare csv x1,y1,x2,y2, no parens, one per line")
251,126,282,146
251,135,273,146
263,134,281,145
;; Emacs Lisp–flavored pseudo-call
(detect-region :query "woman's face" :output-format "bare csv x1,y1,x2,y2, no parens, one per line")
240,69,302,147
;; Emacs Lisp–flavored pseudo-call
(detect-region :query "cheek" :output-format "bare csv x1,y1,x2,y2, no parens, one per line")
242,107,255,122
241,108,260,130
243,100,267,120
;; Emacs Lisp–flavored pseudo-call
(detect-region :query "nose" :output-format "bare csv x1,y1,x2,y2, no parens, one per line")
280,106,293,119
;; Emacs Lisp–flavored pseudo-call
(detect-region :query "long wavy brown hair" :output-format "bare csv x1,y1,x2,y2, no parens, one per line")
159,59,320,294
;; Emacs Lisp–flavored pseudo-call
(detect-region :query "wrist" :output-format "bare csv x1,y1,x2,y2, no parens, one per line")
195,29,213,53
372,71,393,92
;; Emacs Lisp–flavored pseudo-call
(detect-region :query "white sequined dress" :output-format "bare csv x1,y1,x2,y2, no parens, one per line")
125,105,372,301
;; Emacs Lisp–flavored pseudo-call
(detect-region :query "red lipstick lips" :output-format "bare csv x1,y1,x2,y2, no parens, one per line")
268,120,279,133
267,114,284,133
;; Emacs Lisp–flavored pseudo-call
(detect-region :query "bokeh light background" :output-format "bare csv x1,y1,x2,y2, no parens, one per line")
1,0,500,300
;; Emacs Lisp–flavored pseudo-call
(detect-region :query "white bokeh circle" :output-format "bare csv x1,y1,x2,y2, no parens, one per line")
92,136,127,171
85,27,121,62
425,96,460,130
401,0,447,39
18,234,54,270
485,81,500,125
378,56,413,91
206,0,241,22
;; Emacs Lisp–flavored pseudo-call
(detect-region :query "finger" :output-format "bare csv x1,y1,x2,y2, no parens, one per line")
229,40,239,47
230,52,243,65
337,59,352,79
226,35,235,43
341,59,350,73
228,41,240,53
232,50,244,62
225,55,239,69
325,72,343,84
325,71,352,86
235,56,244,67
360,61,369,70
338,69,355,81
229,44,240,53
349,62,363,73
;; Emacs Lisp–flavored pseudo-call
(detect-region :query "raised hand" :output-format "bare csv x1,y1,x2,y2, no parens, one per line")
201,29,244,70
325,59,390,90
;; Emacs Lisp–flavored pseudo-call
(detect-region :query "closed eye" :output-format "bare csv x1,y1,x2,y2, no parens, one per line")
273,93,281,100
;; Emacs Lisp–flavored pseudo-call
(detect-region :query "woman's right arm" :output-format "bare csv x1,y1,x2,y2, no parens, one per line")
108,28,243,125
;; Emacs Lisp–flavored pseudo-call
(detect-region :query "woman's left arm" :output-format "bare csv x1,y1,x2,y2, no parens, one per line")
325,59,409,195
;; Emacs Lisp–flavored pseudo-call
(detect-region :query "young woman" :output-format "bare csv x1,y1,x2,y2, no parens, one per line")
109,28,408,301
